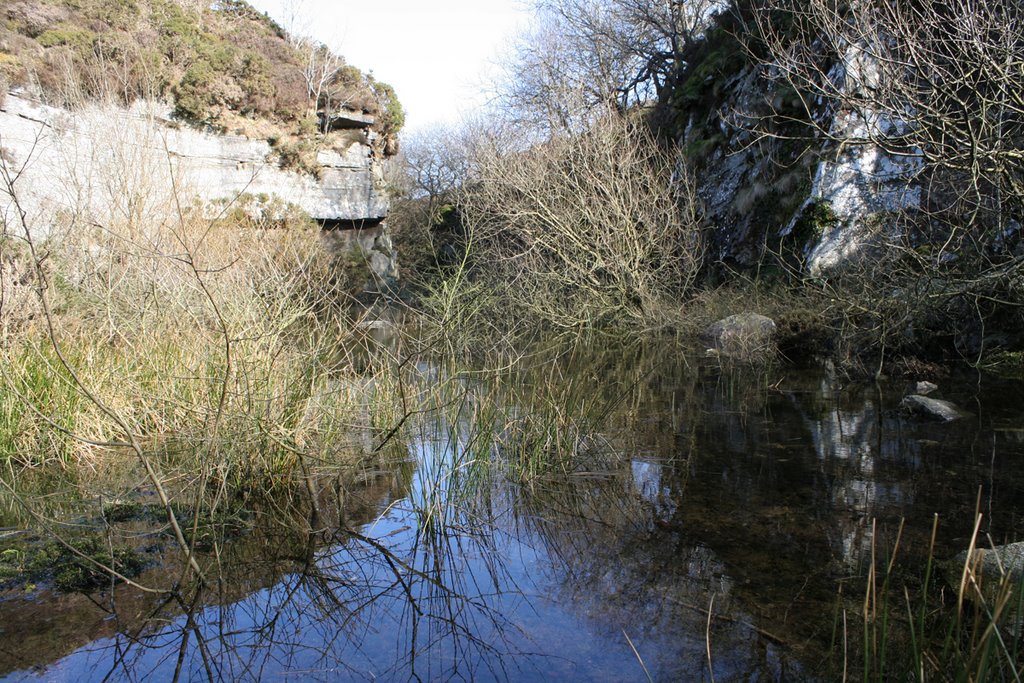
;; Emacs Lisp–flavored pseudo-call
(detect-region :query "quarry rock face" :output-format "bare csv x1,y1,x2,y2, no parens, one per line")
0,92,388,223
686,51,921,275
0,91,396,282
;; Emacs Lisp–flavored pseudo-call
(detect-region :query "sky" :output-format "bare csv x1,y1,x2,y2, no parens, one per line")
246,0,531,132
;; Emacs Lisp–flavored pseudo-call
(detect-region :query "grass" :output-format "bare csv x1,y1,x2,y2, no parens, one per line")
835,515,1024,682
0,121,412,528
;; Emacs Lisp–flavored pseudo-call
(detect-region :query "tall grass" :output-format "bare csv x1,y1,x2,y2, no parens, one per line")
0,100,413,511
841,515,1024,681
1,215,386,473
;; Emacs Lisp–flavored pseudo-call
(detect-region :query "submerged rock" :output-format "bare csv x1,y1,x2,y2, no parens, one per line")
702,313,776,358
900,395,969,422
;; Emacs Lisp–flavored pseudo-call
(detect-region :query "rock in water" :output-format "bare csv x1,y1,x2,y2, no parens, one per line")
914,381,939,395
952,542,1024,607
950,542,1024,631
955,542,1024,583
900,395,969,422
702,313,776,359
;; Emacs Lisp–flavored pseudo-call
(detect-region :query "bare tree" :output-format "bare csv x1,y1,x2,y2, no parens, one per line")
279,0,351,131
293,37,348,130
498,0,726,133
402,125,471,211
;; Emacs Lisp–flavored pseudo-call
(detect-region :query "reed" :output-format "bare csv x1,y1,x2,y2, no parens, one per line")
837,515,1024,681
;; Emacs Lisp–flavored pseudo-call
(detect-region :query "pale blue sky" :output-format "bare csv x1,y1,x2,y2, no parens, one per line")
247,0,530,131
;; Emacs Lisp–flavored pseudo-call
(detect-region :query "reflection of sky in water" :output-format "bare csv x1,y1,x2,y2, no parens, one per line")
630,458,663,504
3,362,1024,682
3,425,801,681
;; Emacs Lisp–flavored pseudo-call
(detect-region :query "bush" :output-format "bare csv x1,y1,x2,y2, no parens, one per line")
273,136,320,177
174,60,218,121
370,78,404,137
36,25,95,51
458,112,705,330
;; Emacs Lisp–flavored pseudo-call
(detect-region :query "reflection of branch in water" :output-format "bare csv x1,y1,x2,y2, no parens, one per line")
344,518,539,681
39,501,546,683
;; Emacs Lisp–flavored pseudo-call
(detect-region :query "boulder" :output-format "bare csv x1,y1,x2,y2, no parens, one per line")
952,542,1024,608
702,313,776,358
950,542,1024,630
955,542,1024,584
914,381,938,395
900,395,969,422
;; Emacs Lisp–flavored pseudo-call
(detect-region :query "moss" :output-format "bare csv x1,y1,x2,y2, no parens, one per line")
0,547,24,581
101,500,142,523
0,535,147,593
674,26,747,109
792,200,839,245
51,542,146,592
683,133,725,162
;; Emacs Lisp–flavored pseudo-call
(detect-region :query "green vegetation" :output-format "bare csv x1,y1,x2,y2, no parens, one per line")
673,26,746,109
0,184,395,476
0,0,402,149
369,77,405,139
833,518,1024,681
791,200,839,245
980,351,1024,379
0,535,146,592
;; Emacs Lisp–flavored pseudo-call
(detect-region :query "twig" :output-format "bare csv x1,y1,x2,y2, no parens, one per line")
706,592,717,683
622,629,654,683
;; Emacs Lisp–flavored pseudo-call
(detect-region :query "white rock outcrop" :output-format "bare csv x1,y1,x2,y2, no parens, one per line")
0,92,388,233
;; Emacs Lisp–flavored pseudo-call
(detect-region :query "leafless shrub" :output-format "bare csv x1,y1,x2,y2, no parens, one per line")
460,111,704,330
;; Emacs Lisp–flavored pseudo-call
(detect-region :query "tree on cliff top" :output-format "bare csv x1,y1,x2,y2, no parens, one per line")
497,0,725,134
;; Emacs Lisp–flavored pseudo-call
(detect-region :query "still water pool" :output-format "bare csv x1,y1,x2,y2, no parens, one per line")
2,343,1023,681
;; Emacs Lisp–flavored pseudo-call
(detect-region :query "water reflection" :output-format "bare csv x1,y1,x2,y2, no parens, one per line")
2,342,1024,681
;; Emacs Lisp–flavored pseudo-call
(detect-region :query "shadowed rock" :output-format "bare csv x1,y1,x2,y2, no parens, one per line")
952,542,1024,611
955,542,1024,584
